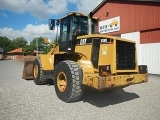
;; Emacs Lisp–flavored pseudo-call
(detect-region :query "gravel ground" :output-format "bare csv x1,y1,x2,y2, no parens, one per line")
0,59,160,120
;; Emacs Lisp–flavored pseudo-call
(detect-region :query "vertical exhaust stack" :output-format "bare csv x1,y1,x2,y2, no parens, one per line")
88,12,93,35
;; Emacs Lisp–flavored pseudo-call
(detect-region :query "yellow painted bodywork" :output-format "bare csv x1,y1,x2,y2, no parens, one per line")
39,34,147,90
99,43,115,72
75,45,92,60
78,60,94,74
38,44,66,71
77,34,139,74
77,59,147,90
75,34,147,90
39,54,54,70
82,73,148,90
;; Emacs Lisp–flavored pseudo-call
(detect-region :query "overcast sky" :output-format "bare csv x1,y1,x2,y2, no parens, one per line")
0,0,103,41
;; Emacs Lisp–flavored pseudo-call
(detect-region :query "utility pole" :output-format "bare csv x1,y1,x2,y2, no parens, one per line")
36,20,38,57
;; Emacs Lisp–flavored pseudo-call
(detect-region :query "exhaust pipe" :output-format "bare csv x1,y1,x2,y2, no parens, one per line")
88,12,93,35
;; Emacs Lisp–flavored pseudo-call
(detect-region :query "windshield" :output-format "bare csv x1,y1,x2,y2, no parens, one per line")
71,16,88,36
71,16,97,37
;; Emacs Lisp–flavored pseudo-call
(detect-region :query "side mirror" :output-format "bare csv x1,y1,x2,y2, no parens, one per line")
43,37,50,44
48,19,55,30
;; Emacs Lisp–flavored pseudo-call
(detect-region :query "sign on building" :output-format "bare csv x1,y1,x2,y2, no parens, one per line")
99,16,120,34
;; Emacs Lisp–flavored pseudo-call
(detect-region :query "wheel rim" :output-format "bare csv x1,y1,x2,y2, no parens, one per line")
57,72,67,92
34,65,38,78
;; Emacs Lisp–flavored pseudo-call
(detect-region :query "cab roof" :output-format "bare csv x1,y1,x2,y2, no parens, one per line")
59,11,98,20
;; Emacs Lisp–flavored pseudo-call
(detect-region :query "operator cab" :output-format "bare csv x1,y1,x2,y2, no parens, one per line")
49,12,98,54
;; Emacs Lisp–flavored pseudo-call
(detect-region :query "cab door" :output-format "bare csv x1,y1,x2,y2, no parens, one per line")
59,15,77,54
59,17,69,51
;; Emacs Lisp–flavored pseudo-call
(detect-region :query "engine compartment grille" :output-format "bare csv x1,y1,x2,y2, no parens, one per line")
116,40,136,70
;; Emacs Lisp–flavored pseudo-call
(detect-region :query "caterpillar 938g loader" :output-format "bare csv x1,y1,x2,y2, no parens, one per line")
22,12,148,102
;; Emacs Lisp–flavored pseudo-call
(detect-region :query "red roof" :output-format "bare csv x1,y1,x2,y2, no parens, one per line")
7,48,38,54
7,48,22,54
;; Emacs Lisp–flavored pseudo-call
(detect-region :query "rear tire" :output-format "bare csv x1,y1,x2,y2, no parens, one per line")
54,60,84,102
33,58,46,85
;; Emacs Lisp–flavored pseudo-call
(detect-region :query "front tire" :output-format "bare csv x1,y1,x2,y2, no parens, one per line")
54,60,84,102
33,58,46,85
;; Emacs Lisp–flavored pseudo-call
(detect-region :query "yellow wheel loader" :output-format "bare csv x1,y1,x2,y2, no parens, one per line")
22,12,148,102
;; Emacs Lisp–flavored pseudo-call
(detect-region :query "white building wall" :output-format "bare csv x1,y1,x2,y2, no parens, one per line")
141,43,160,74
121,31,160,75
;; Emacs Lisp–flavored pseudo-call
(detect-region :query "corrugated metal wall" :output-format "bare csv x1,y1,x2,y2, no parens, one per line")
140,29,160,74
93,1,160,35
140,43,160,74
141,29,160,44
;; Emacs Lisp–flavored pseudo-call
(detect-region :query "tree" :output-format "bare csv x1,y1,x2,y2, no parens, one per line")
0,36,13,53
22,45,34,55
28,36,60,54
30,37,45,51
42,36,60,54
43,44,52,54
11,37,27,49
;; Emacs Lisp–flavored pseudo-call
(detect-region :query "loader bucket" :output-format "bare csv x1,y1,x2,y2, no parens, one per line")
22,57,37,80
